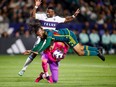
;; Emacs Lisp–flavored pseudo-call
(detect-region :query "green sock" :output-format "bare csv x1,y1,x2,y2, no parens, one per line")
84,46,98,51
84,50,98,56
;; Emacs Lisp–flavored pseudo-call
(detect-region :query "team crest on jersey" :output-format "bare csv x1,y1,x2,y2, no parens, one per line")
53,32,60,36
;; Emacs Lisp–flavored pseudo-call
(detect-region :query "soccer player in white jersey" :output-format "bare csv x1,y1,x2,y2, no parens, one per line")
18,0,80,76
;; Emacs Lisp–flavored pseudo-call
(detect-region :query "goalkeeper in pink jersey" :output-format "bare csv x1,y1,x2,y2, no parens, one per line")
34,42,69,83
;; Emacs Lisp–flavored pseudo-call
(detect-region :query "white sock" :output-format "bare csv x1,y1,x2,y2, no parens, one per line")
42,73,49,79
21,57,33,71
42,74,46,79
45,72,49,77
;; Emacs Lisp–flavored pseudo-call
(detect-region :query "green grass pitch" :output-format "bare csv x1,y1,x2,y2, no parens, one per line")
0,54,116,87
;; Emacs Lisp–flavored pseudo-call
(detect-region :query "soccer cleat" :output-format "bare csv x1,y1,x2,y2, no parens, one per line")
97,47,105,61
35,72,44,83
46,76,53,83
18,70,25,76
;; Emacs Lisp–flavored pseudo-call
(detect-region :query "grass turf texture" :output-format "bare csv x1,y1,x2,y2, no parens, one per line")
0,54,116,87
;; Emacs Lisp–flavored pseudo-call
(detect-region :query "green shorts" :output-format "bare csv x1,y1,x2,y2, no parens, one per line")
53,28,79,48
66,29,78,47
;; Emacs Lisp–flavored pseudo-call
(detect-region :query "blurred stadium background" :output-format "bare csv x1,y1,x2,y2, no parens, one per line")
0,0,116,87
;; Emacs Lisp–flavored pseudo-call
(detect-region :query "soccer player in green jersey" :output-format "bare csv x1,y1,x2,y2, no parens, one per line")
29,20,105,61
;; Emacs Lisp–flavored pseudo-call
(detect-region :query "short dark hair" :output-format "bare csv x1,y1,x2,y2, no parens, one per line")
47,7,55,11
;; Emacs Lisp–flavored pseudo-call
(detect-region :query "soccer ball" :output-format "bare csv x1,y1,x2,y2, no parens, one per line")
53,50,64,59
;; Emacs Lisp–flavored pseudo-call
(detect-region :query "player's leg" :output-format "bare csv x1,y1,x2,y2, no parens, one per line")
68,31,85,55
69,31,105,61
18,37,41,76
73,44,105,61
73,44,98,55
41,54,49,77
41,54,54,83
83,45,98,51
35,53,50,83
49,62,59,83
18,53,37,76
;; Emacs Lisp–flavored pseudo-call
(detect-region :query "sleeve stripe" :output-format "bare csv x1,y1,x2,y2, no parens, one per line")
39,40,47,51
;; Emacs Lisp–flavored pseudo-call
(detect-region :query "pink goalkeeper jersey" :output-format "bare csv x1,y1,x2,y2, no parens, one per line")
44,42,69,62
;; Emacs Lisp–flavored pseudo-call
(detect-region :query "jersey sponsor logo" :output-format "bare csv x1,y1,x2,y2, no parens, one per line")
40,20,58,28
7,39,26,54
53,32,60,35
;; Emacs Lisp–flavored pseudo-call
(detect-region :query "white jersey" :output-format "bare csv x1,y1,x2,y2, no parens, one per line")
35,12,65,30
35,12,65,45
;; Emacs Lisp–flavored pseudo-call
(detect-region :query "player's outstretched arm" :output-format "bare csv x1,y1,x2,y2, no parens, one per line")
32,0,41,18
23,50,38,55
64,8,80,23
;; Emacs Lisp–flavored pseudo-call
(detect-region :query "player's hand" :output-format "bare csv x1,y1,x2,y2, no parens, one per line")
32,51,38,55
23,50,31,55
35,0,41,7
74,8,80,17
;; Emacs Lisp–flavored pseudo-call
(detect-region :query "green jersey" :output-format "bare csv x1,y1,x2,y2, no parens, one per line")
32,28,78,53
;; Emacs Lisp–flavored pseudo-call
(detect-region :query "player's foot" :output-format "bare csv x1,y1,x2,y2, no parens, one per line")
35,72,44,83
18,70,25,76
46,76,53,83
97,47,105,61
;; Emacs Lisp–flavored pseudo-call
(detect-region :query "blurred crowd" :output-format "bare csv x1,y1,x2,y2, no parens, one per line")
0,0,116,54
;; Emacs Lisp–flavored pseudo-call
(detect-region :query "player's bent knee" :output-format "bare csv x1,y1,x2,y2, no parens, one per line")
78,52,84,56
80,45,84,51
